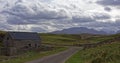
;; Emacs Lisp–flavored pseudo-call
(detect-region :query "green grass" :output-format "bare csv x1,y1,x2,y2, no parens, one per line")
0,47,68,63
0,32,120,63
40,33,81,45
40,33,120,45
1,32,118,46
1,31,120,45
65,42,120,63
86,36,113,43
40,33,105,45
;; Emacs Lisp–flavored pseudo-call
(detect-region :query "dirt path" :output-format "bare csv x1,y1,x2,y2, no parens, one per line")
26,47,80,63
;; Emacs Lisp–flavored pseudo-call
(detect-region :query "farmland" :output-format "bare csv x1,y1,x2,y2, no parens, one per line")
0,31,120,63
40,33,107,45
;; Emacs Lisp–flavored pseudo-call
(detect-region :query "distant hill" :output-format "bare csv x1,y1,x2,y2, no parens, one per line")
51,27,107,35
116,30,120,34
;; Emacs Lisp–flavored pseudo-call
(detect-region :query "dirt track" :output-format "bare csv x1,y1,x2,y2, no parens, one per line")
26,47,80,63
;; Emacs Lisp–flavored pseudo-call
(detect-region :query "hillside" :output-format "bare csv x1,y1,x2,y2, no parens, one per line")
66,42,120,63
40,33,109,45
0,31,120,63
0,31,119,46
66,36,120,63
0,31,114,46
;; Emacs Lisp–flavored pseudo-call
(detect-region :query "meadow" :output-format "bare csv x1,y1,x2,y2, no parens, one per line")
40,33,107,45
65,40,120,63
0,31,120,63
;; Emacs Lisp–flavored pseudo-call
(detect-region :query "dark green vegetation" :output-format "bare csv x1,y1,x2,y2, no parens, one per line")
0,47,67,63
0,31,116,46
0,31,120,63
0,31,6,47
66,42,120,63
0,31,69,63
66,36,120,63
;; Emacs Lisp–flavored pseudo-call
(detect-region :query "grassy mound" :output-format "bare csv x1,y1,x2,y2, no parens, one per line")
66,42,120,63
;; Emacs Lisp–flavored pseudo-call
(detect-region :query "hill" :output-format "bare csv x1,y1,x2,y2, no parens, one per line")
0,31,112,46
66,34,120,63
0,31,119,46
40,33,108,45
51,27,107,34
66,42,120,63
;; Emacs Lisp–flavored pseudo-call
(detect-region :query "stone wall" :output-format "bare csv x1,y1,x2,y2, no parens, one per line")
0,47,8,55
13,40,41,49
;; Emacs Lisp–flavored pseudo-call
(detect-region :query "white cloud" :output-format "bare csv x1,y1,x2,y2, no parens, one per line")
0,0,120,32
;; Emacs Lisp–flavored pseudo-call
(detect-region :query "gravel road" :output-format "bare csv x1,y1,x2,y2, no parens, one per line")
26,47,80,63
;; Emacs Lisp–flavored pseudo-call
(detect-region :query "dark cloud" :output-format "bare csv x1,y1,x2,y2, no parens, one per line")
72,16,94,23
115,19,120,26
104,7,112,12
82,20,120,28
0,22,13,30
0,0,119,33
3,2,98,25
6,15,47,25
31,27,47,33
82,22,111,27
93,13,111,20
115,19,120,21
96,0,120,6
2,2,69,25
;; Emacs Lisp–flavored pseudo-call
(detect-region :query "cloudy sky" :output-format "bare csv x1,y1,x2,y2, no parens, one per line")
0,0,120,33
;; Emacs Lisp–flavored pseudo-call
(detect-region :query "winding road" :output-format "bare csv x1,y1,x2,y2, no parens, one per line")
26,47,80,63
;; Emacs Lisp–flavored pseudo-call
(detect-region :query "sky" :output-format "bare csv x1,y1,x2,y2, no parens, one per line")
0,0,120,33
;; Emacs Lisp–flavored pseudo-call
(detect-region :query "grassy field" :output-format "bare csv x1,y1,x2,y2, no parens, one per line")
40,33,81,45
65,41,120,63
0,31,120,63
40,33,120,45
0,32,114,46
0,47,68,63
40,33,106,45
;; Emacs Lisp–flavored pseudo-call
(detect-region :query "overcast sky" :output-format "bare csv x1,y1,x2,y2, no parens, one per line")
0,0,120,33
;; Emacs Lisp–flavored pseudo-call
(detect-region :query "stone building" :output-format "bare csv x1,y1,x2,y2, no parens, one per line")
2,32,41,55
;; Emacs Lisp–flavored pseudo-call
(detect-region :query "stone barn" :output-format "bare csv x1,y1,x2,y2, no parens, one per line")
2,32,41,55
